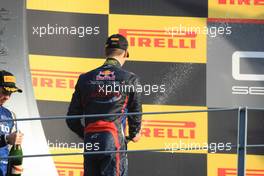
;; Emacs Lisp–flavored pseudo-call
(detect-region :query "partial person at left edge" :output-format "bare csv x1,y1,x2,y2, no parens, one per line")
0,70,24,176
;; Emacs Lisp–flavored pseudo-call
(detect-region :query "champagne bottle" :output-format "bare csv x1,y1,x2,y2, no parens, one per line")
7,145,23,176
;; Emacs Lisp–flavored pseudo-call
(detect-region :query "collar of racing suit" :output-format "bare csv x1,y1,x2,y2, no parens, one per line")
104,58,122,68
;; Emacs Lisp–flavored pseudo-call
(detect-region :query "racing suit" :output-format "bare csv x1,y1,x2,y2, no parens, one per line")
0,106,14,176
66,58,142,176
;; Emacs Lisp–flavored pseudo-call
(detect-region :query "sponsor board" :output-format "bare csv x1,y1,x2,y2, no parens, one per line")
109,14,206,63
128,152,207,176
29,55,104,102
128,105,208,154
110,0,208,17
208,154,264,176
27,10,108,58
50,148,83,176
209,0,264,19
208,110,238,154
207,22,264,108
30,55,206,106
232,51,264,96
124,61,206,106
48,105,207,175
27,0,109,14
247,110,264,155
51,148,208,176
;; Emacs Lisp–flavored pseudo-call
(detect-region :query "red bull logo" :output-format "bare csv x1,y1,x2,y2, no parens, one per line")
96,70,116,81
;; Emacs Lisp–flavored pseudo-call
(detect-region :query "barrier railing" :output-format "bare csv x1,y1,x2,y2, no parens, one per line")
0,107,263,176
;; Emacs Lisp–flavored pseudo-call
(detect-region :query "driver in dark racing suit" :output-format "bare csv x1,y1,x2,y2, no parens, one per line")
66,34,142,176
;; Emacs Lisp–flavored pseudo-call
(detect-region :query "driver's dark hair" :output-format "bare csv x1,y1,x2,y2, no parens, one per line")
105,48,125,58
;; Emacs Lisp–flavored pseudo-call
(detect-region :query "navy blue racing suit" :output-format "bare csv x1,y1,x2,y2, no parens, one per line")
66,58,142,176
0,106,14,176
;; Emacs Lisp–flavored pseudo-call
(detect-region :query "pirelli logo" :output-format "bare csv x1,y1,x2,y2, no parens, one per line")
29,55,104,101
119,29,197,49
31,69,80,89
141,120,196,139
209,0,264,19
109,15,206,63
218,0,264,5
55,162,83,176
218,168,264,176
3,76,16,83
